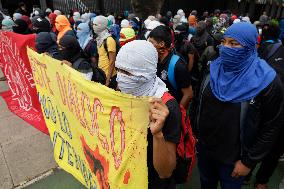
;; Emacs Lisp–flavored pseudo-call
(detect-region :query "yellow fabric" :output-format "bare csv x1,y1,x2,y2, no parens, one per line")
119,28,136,42
98,37,117,77
27,48,149,189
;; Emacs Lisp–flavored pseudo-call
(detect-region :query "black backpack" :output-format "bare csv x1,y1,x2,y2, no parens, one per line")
92,65,106,85
103,36,120,58
73,57,106,85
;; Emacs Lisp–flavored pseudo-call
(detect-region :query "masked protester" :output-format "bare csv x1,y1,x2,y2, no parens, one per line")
191,21,214,55
115,40,181,189
174,24,195,71
191,21,214,83
173,15,181,30
205,17,214,34
1,18,15,31
21,15,32,29
45,8,52,17
148,25,193,109
13,13,22,21
119,27,136,47
130,17,140,35
72,11,82,31
195,22,284,189
58,35,93,80
32,17,51,33
144,20,163,40
77,22,93,50
177,9,187,23
107,15,120,41
166,11,173,22
188,15,197,28
54,10,62,16
198,32,223,79
76,23,98,64
48,13,57,33
121,19,130,28
35,32,60,59
81,13,91,23
12,19,32,34
93,16,117,89
55,15,75,44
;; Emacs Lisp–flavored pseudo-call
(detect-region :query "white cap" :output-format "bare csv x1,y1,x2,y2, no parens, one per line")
46,8,52,13
121,19,130,28
54,10,62,16
144,20,163,39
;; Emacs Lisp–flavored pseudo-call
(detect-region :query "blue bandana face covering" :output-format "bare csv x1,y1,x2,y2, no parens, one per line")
210,22,276,103
219,45,252,72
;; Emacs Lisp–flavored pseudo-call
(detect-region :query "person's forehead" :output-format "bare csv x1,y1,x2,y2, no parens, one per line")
224,37,238,41
148,37,156,43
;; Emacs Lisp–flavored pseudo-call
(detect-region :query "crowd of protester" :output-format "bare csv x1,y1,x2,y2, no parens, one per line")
0,2,284,189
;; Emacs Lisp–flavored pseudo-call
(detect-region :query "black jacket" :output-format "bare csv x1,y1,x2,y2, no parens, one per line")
258,41,284,84
240,77,284,168
196,76,284,168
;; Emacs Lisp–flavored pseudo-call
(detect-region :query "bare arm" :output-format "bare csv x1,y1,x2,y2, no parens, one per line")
106,52,116,86
180,86,193,109
91,57,98,67
149,98,177,178
153,133,177,178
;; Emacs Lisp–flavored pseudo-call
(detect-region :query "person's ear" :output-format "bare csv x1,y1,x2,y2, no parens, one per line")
159,41,165,48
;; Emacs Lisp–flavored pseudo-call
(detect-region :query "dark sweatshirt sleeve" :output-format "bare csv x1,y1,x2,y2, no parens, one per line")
241,77,284,168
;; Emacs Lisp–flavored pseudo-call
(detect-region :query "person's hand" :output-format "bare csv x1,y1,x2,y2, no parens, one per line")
231,160,251,178
149,98,169,136
105,80,110,87
61,60,72,67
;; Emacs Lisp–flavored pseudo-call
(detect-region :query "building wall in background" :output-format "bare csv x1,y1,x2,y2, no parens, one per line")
0,0,283,20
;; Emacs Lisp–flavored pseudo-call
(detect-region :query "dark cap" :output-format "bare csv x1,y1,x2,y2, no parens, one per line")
32,17,51,33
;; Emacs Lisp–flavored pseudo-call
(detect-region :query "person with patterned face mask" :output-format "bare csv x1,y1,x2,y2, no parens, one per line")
93,16,117,89
148,26,193,110
196,22,284,189
115,40,181,189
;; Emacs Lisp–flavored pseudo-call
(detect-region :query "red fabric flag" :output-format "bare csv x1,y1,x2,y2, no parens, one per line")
0,32,48,134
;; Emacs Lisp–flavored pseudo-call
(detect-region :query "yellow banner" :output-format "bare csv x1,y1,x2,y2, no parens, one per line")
27,48,149,189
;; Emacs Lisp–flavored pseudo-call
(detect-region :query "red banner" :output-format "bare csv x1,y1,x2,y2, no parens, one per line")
0,32,48,134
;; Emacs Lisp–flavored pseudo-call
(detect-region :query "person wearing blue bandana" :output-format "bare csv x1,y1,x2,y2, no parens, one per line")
195,22,284,189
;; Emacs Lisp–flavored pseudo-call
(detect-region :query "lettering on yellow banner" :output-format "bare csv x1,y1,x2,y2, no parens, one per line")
28,48,149,189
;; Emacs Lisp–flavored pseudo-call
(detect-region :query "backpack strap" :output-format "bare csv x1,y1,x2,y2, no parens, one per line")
168,54,180,91
103,37,109,59
161,92,175,104
266,42,282,61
